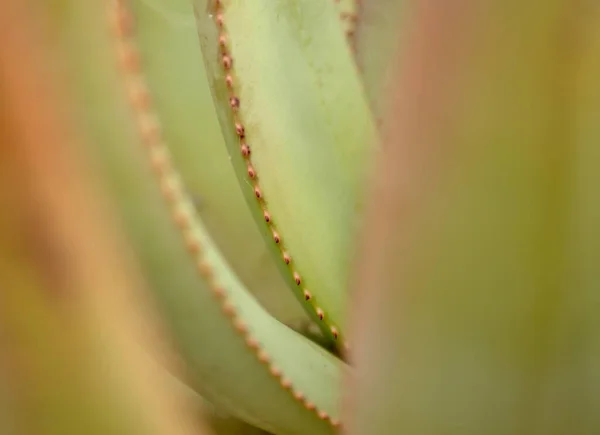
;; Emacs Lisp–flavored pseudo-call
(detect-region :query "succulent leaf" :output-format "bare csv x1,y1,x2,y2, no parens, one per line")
346,2,600,433
0,4,208,432
128,0,309,327
192,0,379,350
47,1,348,433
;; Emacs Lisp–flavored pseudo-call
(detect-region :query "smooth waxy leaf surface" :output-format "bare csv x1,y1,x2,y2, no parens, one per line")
193,0,379,349
49,1,347,434
130,0,307,327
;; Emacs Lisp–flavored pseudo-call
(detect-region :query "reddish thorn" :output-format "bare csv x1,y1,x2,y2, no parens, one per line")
270,366,282,377
331,327,339,339
139,115,161,147
318,411,329,420
263,211,271,222
293,391,304,401
173,209,189,229
229,96,239,109
317,308,324,320
254,186,262,199
222,55,232,70
212,286,225,298
247,165,256,178
129,82,151,109
118,43,140,72
305,402,316,411
272,231,280,244
215,14,224,26
235,319,247,333
222,300,235,315
185,234,201,255
113,7,132,38
280,378,292,389
235,123,245,137
303,290,311,301
218,34,227,50
197,261,213,279
225,74,234,88
160,179,175,202
240,143,250,157
246,336,259,349
293,272,301,285
257,350,270,363
283,252,291,264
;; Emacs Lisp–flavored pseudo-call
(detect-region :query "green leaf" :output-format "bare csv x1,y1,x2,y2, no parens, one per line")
48,1,348,433
192,0,379,349
128,0,309,328
346,2,600,434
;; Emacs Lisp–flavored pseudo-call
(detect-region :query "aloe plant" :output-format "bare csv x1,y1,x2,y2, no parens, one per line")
3,0,600,434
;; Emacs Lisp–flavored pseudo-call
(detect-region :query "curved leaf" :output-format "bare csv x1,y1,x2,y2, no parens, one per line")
0,3,207,433
192,0,379,350
346,2,600,434
130,0,308,327
50,1,348,433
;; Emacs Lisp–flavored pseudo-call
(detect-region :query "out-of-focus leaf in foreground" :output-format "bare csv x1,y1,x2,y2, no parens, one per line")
346,1,600,434
0,2,210,434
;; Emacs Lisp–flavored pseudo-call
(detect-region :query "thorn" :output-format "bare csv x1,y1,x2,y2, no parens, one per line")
173,208,189,230
212,286,225,298
235,123,245,137
117,41,140,73
197,260,213,279
317,308,324,320
112,5,132,38
234,318,247,333
222,300,235,316
240,143,250,157
293,272,301,285
257,350,270,363
138,114,161,147
245,336,259,349
222,55,232,70
331,327,339,339
159,178,176,202
128,79,151,110
303,290,311,300
218,34,227,51
184,232,201,255
283,252,291,264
